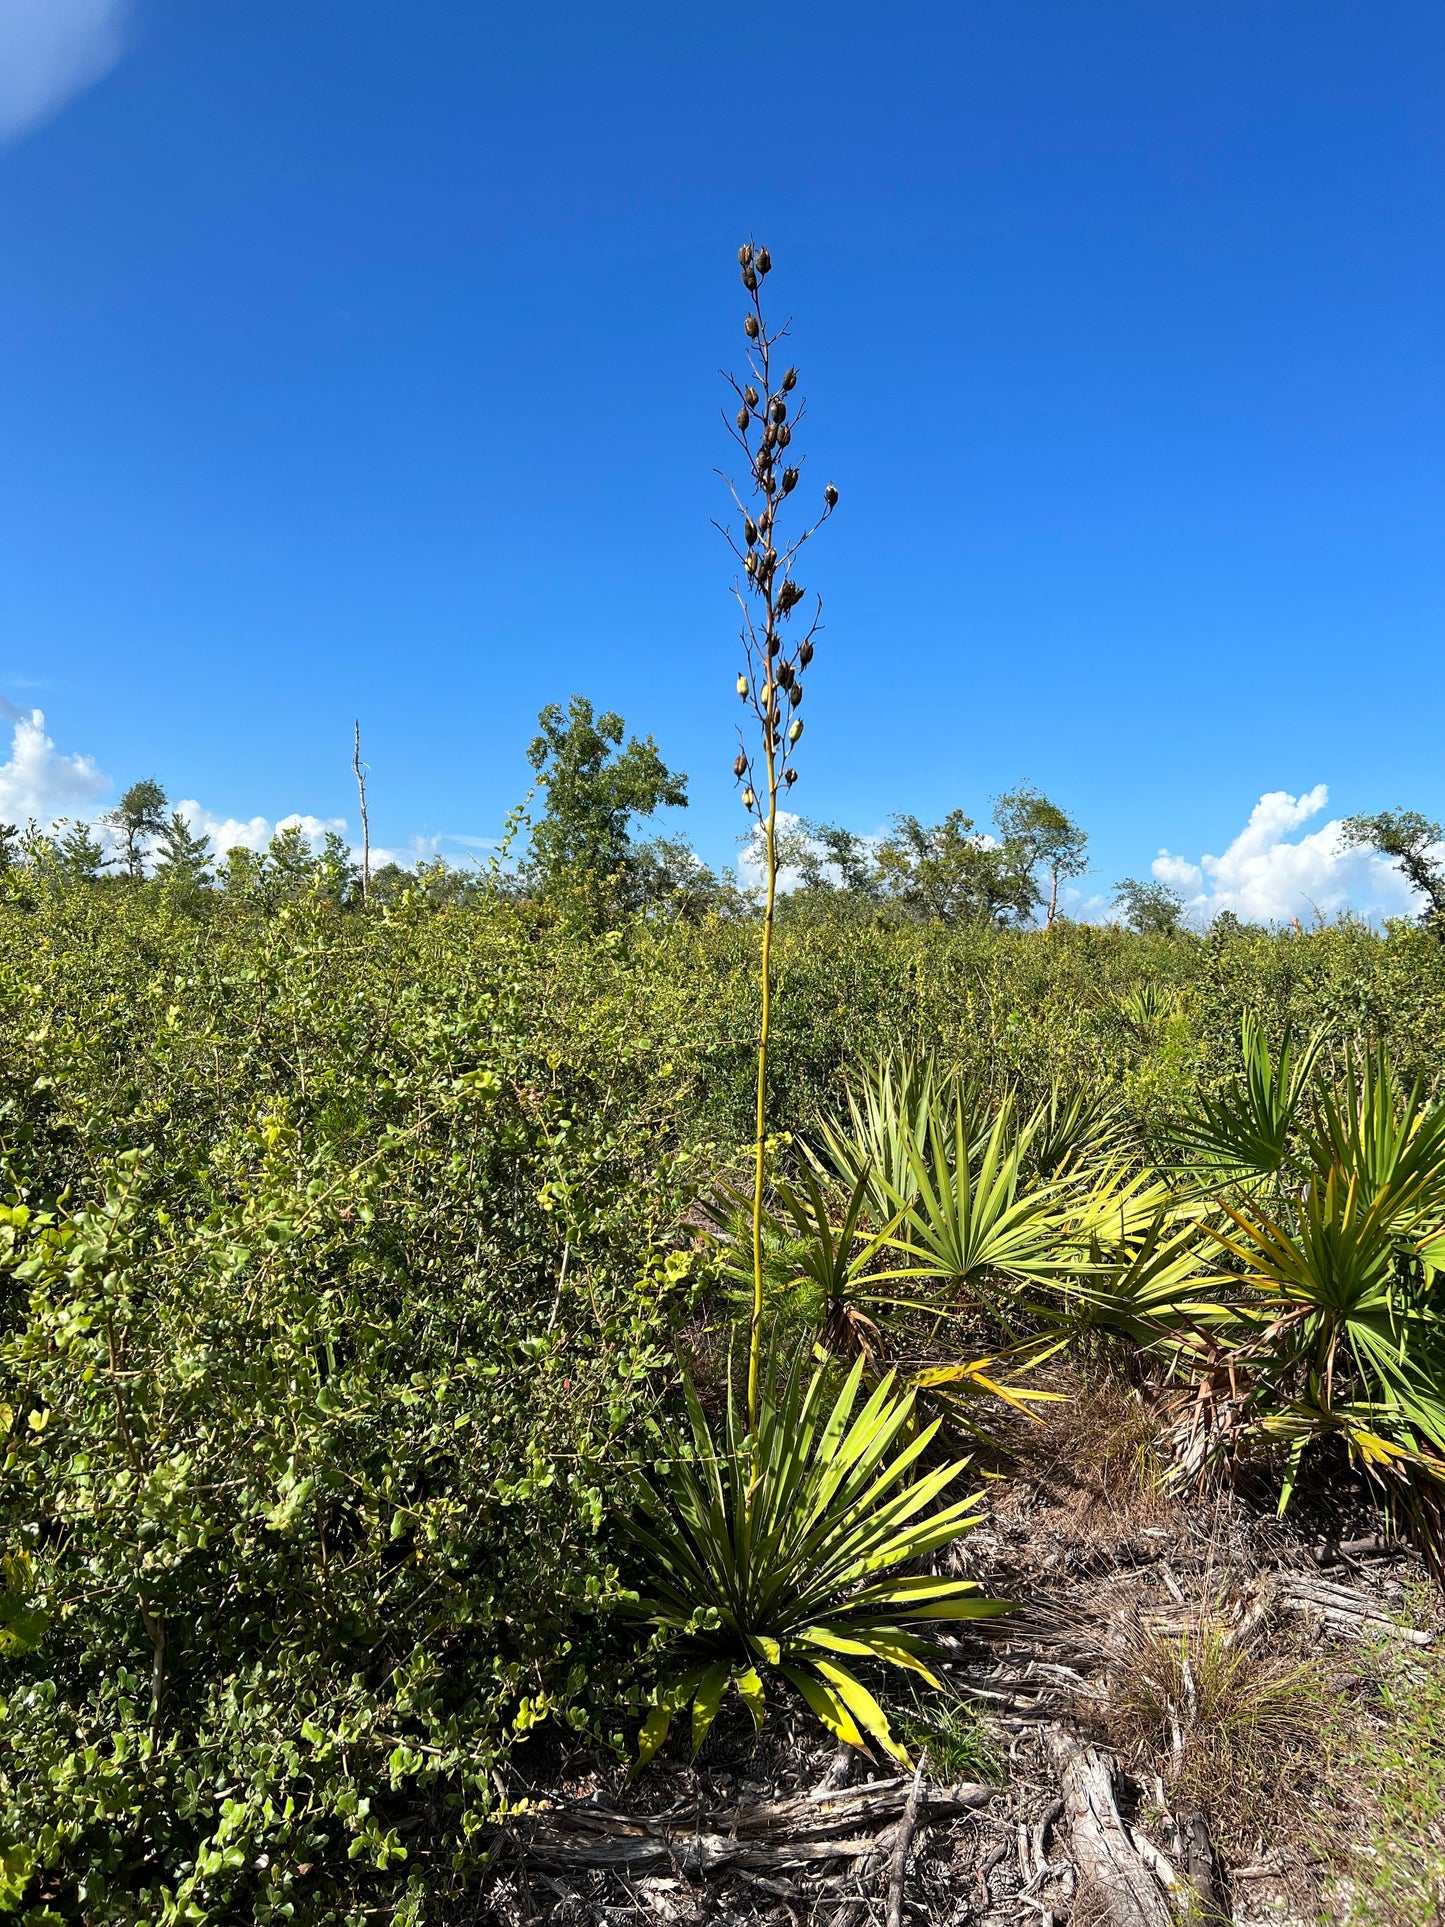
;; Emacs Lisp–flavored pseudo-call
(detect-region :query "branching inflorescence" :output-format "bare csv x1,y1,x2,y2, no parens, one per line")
717,241,838,1430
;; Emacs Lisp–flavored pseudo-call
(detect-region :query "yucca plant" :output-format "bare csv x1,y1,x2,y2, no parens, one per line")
626,1351,1008,1765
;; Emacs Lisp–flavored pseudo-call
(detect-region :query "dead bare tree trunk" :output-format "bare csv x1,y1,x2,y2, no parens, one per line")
352,719,371,904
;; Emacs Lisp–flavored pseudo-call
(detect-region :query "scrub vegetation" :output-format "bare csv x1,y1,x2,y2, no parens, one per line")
3,247,1444,1925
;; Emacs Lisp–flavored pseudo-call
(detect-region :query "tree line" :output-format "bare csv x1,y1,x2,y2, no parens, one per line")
4,696,1442,933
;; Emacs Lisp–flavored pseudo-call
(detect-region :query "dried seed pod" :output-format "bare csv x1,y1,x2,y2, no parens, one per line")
781,467,799,494
741,787,756,809
798,638,814,667
744,314,760,339
736,673,749,697
741,266,758,292
824,483,839,510
776,424,791,448
762,422,777,449
759,507,773,532
744,518,757,546
789,682,803,708
788,717,804,743
745,551,758,578
733,751,749,778
771,399,787,423
765,632,779,656
738,243,753,267
784,766,799,788
744,385,760,408
736,407,750,431
756,247,772,275
782,367,798,392
776,661,795,689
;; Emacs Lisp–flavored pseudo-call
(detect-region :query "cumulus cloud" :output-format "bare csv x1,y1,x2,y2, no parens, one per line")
0,0,130,143
174,800,348,857
0,703,109,824
1149,785,1423,927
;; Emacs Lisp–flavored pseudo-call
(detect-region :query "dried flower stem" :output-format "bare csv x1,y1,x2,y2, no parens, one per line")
716,241,837,1432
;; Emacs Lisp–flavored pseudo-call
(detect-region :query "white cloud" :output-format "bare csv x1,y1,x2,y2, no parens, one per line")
0,703,109,823
0,0,129,143
1150,785,1423,927
175,801,348,857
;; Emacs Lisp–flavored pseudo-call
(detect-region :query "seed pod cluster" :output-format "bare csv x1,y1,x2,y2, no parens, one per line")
723,242,837,815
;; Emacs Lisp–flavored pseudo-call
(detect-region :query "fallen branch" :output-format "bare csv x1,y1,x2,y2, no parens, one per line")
1043,1727,1173,1927
509,1777,991,1875
884,1751,928,1927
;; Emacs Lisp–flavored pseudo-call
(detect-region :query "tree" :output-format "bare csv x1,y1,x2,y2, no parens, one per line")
1340,810,1445,927
153,811,213,889
1113,875,1185,935
54,818,109,883
105,779,169,880
0,822,18,872
627,836,746,922
992,784,1088,927
524,695,688,923
875,811,1040,926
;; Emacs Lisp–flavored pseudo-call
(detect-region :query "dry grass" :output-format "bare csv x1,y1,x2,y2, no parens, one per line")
1086,1592,1337,1860
1008,1366,1176,1539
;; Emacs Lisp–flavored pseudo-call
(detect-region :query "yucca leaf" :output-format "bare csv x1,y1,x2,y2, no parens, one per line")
780,1664,867,1751
690,1662,731,1755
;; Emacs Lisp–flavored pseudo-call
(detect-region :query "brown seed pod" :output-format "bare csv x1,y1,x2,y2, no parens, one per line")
744,385,759,408
776,661,794,689
784,766,799,788
824,483,839,510
798,639,814,667
738,243,753,267
771,399,787,423
756,247,772,275
782,367,798,392
741,267,758,292
762,422,777,449
789,682,803,708
776,424,791,448
733,751,749,778
744,314,760,339
744,519,757,546
736,407,750,431
781,467,799,494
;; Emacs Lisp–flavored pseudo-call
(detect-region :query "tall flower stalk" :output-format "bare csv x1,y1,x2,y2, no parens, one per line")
718,242,837,1431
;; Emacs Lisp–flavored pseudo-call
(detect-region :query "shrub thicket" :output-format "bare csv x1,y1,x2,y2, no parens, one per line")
3,880,1445,1920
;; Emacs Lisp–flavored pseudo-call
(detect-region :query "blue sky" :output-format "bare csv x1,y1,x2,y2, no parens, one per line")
1,0,1441,919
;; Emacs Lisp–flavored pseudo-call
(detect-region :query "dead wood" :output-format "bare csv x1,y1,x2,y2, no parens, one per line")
1280,1572,1432,1645
508,1775,991,1876
1042,1725,1174,1927
884,1751,927,1927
